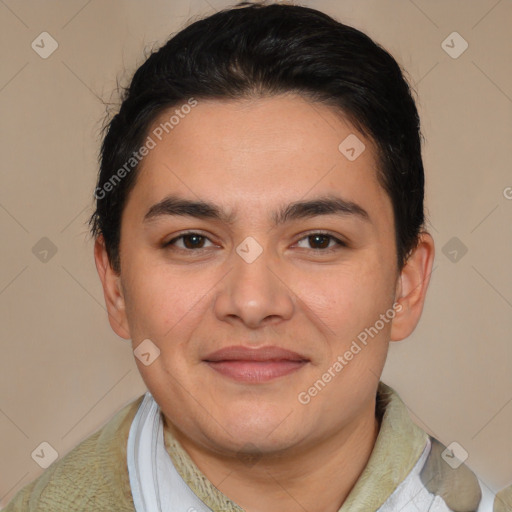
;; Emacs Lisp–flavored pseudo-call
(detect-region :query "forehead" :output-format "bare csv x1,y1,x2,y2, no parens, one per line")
125,94,392,227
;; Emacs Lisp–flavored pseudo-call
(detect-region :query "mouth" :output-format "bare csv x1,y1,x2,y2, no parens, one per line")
203,345,309,383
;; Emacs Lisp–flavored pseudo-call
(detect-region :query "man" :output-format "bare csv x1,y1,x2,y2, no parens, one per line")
4,2,511,511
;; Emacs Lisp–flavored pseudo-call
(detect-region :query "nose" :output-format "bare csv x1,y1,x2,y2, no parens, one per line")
212,242,295,329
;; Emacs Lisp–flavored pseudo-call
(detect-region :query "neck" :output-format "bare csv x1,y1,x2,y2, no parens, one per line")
164,398,380,512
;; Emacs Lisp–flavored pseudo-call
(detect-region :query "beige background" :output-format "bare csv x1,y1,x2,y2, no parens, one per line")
1,0,511,507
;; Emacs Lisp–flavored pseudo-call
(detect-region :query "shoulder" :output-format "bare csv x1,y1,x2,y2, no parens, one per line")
3,394,145,512
419,435,510,512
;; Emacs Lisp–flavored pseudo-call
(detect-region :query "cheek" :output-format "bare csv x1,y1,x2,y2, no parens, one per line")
122,259,211,341
295,255,392,339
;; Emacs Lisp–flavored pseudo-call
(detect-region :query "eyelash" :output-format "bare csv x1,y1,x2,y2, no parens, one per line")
163,231,347,253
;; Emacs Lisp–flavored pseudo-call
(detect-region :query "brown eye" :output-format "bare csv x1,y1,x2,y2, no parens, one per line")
164,232,214,250
296,232,346,251
308,234,330,249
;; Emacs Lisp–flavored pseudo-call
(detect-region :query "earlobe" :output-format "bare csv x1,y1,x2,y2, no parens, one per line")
390,232,435,342
93,236,131,340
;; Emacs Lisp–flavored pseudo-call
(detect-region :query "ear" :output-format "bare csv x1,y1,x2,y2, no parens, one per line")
93,235,131,340
390,232,435,342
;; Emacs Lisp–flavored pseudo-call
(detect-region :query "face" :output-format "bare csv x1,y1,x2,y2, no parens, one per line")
95,93,433,457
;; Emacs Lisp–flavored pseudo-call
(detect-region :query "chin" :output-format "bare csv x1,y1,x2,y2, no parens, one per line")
206,408,307,452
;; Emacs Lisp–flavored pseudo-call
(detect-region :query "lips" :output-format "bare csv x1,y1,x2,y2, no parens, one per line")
203,345,309,383
204,345,308,362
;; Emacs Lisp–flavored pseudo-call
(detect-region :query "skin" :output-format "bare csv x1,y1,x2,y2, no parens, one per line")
95,93,435,512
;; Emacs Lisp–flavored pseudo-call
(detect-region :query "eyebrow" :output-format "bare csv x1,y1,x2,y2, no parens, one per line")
143,194,370,226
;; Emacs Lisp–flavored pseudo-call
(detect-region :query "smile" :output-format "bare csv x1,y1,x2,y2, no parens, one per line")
205,360,308,383
203,345,310,383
